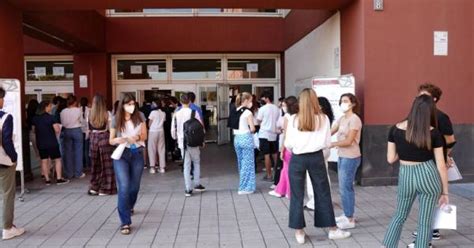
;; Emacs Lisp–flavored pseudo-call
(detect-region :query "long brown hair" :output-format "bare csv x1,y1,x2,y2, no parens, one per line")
405,94,437,149
89,94,108,129
115,93,142,132
297,88,324,131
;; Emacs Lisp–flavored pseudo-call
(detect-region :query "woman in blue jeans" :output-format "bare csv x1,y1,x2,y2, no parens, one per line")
330,93,362,230
60,95,85,179
109,93,147,235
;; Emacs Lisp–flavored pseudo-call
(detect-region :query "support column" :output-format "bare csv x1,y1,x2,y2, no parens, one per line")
0,1,33,180
73,53,112,106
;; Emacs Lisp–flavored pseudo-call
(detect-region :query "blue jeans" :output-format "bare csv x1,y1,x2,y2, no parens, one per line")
337,156,361,218
289,151,336,229
181,147,200,191
234,133,256,192
113,147,145,226
63,128,84,178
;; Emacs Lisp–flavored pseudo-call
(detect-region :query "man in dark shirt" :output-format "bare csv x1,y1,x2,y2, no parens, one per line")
410,83,456,243
0,87,25,240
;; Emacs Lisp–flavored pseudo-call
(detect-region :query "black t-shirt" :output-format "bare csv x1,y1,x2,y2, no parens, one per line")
388,126,444,162
32,113,59,149
436,109,454,159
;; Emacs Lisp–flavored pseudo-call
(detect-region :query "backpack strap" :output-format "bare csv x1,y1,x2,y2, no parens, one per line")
191,110,196,119
0,113,11,146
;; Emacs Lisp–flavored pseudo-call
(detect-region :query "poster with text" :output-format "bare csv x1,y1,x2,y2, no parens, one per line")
313,74,355,162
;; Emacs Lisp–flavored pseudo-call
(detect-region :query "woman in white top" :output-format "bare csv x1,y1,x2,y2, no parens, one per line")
233,92,256,195
60,95,85,179
285,88,350,244
147,99,167,174
109,93,147,235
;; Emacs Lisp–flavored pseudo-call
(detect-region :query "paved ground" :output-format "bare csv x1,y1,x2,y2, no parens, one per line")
1,144,473,248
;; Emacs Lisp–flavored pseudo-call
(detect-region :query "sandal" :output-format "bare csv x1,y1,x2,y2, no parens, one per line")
120,225,131,235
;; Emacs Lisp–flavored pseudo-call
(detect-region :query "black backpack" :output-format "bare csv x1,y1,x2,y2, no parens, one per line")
227,107,250,130
183,110,205,147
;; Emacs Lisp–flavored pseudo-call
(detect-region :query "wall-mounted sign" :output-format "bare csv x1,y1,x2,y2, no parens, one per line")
130,65,143,74
147,65,159,73
53,66,65,76
34,67,46,76
246,63,258,72
434,31,448,56
79,75,88,88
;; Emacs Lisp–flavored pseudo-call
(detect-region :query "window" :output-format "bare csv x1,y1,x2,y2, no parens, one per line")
227,59,276,79
172,59,222,80
26,61,73,81
117,60,167,80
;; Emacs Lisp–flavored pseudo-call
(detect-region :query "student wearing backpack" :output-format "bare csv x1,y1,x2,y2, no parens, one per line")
171,94,206,197
231,93,256,195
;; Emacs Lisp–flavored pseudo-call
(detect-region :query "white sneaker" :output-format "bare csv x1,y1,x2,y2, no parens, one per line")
269,184,276,189
328,228,351,240
268,190,282,198
337,219,356,229
150,168,156,174
335,214,348,223
158,168,165,174
295,232,305,244
238,191,254,195
2,226,25,240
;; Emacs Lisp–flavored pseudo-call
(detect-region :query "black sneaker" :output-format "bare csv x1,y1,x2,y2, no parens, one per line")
407,241,432,248
185,190,193,197
56,178,70,185
412,230,441,240
194,185,206,192
45,180,51,186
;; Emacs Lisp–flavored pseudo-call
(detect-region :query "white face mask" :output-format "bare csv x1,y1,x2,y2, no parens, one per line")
340,102,352,112
124,104,135,114
282,106,288,113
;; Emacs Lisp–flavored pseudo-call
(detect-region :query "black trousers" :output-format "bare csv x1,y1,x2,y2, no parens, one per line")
289,150,336,229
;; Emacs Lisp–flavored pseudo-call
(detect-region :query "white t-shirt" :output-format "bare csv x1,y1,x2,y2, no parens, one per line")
277,113,290,150
111,117,146,148
257,103,280,141
148,109,166,132
171,107,203,149
284,114,331,155
233,108,253,135
60,107,83,129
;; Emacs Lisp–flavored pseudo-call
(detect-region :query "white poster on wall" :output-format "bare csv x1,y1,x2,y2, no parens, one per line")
79,75,88,88
53,66,65,76
434,31,448,56
0,79,23,172
313,74,356,162
130,65,143,74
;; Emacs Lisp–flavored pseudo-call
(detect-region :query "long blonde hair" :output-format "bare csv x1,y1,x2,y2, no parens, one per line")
236,92,252,107
297,88,324,131
89,94,108,129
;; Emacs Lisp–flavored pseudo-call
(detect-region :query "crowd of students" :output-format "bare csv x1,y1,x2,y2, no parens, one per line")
1,83,455,247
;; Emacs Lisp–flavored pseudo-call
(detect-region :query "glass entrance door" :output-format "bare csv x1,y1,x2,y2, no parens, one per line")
198,85,218,143
216,84,230,145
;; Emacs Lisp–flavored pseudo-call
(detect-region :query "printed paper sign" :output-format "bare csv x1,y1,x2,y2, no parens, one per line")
34,67,46,76
53,66,65,76
79,75,88,88
246,63,258,72
434,31,448,56
130,65,143,74
147,65,159,73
